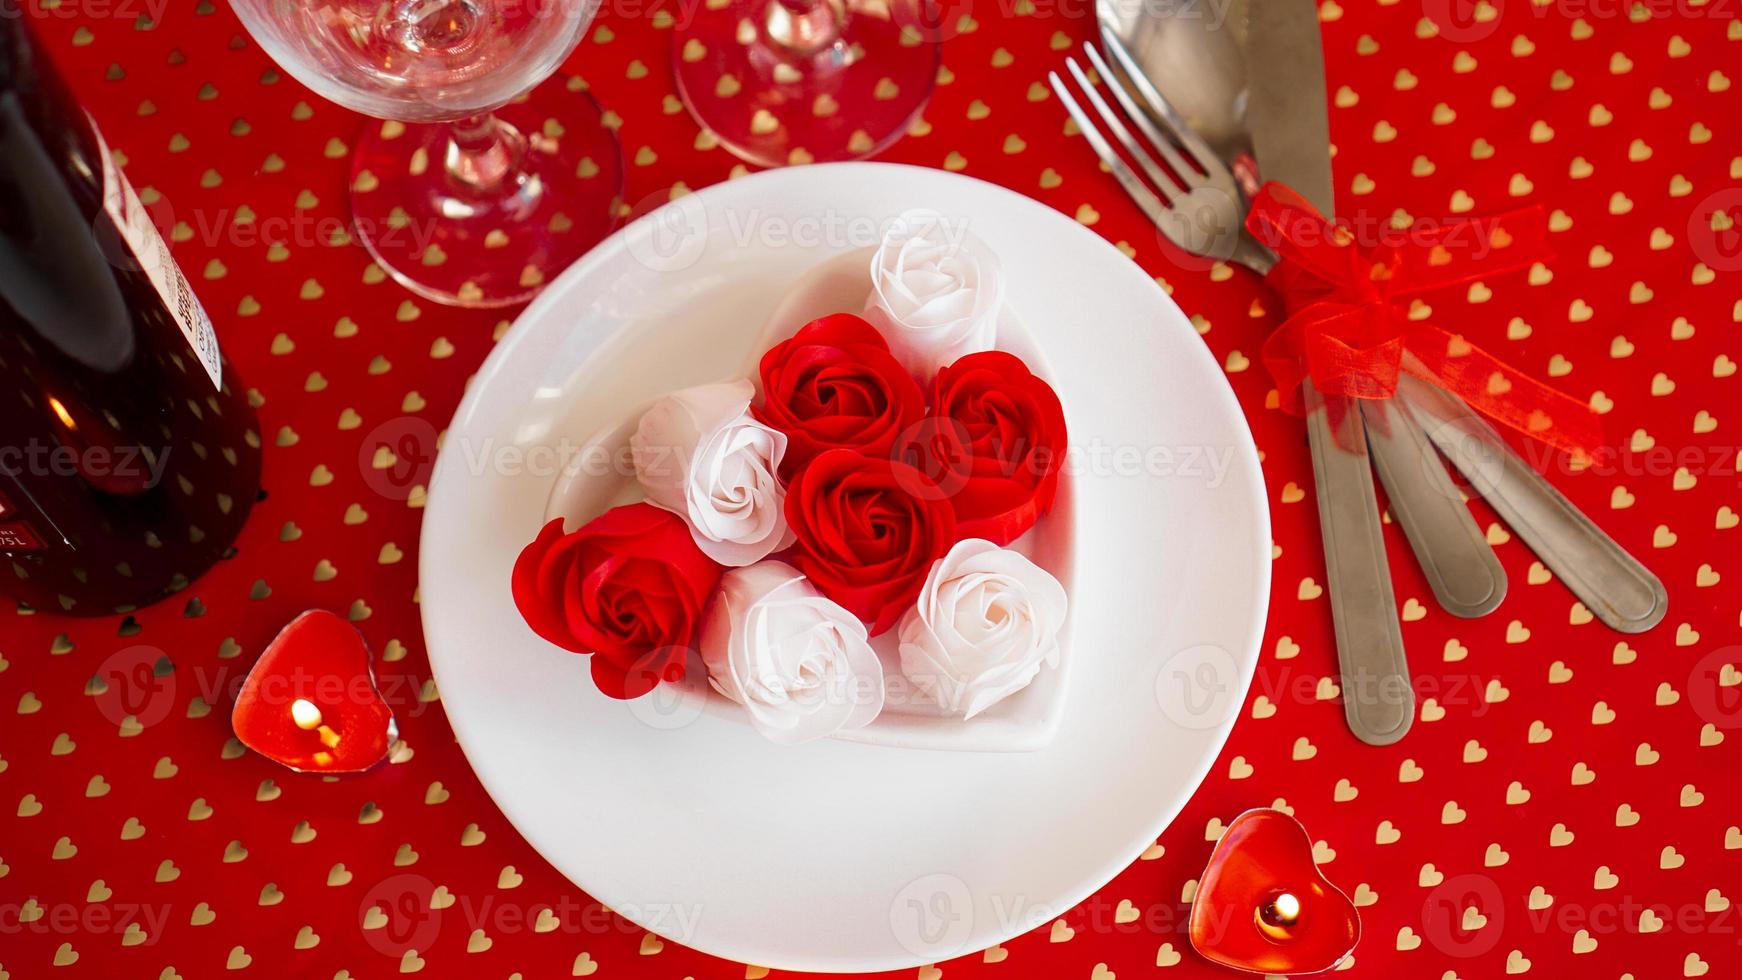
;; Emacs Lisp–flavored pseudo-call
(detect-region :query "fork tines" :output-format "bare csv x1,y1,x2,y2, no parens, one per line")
1048,43,1232,217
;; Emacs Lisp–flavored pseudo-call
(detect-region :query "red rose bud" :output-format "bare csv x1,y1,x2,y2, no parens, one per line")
512,504,723,699
917,350,1068,545
754,313,925,474
784,449,957,636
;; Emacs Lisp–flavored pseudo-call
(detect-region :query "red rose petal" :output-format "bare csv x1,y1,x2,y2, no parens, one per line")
755,314,925,473
511,505,722,699
785,449,955,635
591,643,688,700
924,351,1067,545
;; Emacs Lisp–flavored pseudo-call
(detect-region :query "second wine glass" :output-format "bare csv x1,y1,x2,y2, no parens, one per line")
229,0,624,307
672,0,943,167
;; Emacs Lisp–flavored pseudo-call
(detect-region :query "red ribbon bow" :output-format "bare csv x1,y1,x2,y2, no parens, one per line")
1245,182,1602,456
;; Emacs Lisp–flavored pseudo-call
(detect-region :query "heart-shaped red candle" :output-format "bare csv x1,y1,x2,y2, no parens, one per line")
1189,808,1360,974
231,610,397,774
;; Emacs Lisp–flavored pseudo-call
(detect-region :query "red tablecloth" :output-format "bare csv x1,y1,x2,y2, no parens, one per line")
5,1,1740,977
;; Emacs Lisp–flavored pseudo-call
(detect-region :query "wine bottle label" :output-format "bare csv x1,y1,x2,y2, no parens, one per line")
0,489,45,553
0,524,44,551
92,120,223,391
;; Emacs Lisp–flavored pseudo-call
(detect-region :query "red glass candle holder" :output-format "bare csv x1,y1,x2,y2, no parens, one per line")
1189,808,1360,974
231,610,397,774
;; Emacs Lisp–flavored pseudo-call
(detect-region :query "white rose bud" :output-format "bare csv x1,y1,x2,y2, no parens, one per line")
863,208,1004,378
701,561,886,744
898,539,1068,719
631,379,794,566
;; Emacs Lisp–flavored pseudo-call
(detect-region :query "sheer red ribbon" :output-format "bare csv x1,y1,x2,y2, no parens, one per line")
1245,182,1602,457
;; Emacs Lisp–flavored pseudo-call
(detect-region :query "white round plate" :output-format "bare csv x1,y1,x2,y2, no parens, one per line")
420,162,1270,973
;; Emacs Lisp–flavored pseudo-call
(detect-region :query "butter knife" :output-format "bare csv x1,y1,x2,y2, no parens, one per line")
1244,0,1414,743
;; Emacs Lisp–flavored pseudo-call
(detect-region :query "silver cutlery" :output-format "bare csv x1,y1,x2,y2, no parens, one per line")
1050,48,1415,745
1094,0,1258,198
1054,12,1667,743
1096,16,1507,622
1396,375,1667,631
1361,396,1507,619
1230,0,1508,630
1234,0,1661,634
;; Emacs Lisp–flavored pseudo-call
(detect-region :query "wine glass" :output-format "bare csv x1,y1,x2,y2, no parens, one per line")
671,0,943,167
228,0,624,307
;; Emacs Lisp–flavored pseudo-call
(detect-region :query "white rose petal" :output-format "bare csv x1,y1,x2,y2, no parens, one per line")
898,539,1067,719
863,208,1004,378
701,561,886,744
631,379,794,566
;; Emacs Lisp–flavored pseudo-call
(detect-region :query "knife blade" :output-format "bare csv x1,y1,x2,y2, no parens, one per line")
1244,0,1416,744
1241,0,1335,215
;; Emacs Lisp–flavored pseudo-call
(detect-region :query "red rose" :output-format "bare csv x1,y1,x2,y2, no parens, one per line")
906,351,1067,545
511,504,722,699
785,449,957,635
754,313,925,474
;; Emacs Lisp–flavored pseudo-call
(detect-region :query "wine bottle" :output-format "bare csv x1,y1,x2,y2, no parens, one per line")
0,16,262,615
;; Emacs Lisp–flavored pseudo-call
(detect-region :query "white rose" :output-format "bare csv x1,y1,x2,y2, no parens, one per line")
631,379,794,566
701,561,886,744
898,539,1068,719
862,208,1004,378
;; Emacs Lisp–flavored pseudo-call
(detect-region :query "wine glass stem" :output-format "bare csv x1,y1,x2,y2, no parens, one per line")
444,112,527,194
765,0,844,55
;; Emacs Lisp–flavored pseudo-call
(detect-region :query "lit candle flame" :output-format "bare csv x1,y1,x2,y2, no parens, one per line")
1255,891,1303,942
291,698,343,756
1272,892,1301,925
291,699,323,730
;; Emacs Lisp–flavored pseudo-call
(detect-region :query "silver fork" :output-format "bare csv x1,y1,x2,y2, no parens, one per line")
1051,44,1275,275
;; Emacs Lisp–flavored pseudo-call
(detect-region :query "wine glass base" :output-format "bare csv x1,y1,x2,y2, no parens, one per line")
672,2,940,168
349,78,625,308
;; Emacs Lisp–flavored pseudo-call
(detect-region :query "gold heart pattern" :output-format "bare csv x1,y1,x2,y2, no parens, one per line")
0,2,1736,979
